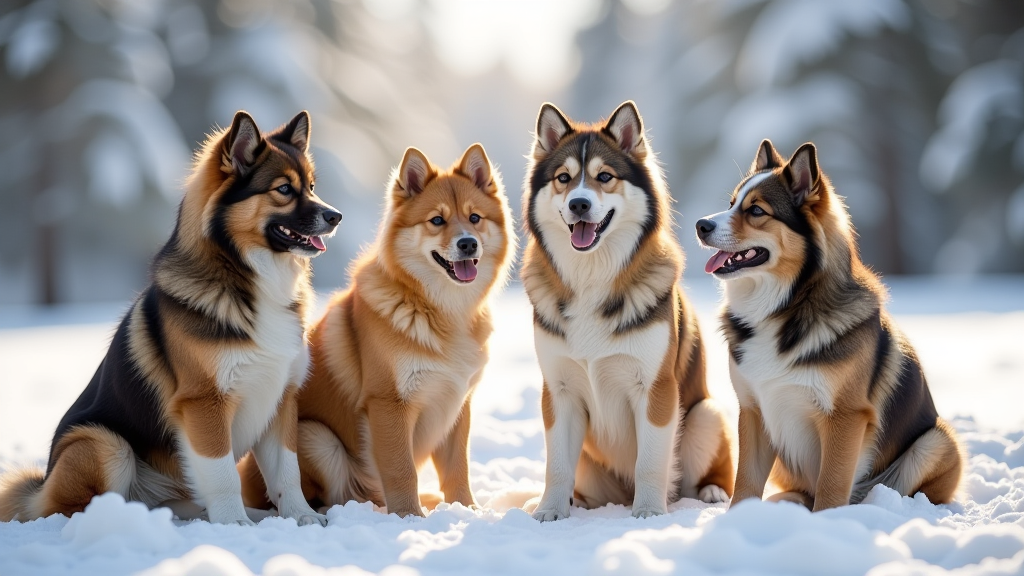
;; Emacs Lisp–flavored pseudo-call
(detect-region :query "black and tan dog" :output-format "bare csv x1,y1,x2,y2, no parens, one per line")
523,102,734,521
697,140,963,511
0,111,339,525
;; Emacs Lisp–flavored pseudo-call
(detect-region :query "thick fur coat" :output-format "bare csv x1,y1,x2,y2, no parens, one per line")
0,111,339,525
697,140,963,511
239,144,514,517
522,102,734,521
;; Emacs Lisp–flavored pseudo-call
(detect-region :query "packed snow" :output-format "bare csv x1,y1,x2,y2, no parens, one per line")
1,278,1023,576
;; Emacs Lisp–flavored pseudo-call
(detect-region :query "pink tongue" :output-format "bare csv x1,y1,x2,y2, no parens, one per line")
453,259,478,282
571,222,598,248
704,250,732,274
309,236,326,251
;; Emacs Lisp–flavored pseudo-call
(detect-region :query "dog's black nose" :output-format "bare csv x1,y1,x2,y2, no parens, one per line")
696,218,716,240
568,198,590,216
323,210,342,227
457,237,478,256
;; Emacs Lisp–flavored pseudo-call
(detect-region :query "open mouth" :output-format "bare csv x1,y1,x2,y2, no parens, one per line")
272,224,326,252
567,209,614,251
432,251,479,283
705,247,770,275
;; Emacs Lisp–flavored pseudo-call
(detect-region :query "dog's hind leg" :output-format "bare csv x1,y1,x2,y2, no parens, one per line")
764,460,813,509
238,452,271,509
911,419,964,504
572,450,631,510
35,425,136,518
676,399,734,504
858,419,964,505
298,419,381,510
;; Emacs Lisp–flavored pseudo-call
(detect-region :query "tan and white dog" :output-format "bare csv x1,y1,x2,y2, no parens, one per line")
697,140,963,511
240,144,514,517
522,102,734,521
0,111,339,525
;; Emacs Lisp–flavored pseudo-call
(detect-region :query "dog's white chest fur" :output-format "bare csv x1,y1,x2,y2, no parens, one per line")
538,284,671,475
218,255,308,459
394,332,486,461
731,322,839,484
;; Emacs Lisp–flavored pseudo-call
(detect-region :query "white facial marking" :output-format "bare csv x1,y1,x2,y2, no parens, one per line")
703,172,772,248
577,140,587,190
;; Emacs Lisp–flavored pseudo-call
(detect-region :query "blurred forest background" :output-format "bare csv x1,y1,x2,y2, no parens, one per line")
1,0,1022,305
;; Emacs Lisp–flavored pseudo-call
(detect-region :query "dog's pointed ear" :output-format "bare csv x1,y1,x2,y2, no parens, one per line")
224,111,262,174
605,101,645,154
752,139,783,172
274,110,311,153
783,143,820,205
458,143,495,192
535,103,572,154
395,147,434,199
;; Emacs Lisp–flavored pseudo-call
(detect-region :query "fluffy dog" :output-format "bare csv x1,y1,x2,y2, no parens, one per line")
522,101,734,521
239,144,513,517
0,111,339,525
697,140,963,511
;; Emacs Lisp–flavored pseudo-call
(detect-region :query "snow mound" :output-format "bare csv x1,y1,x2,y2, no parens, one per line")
593,496,1024,575
62,493,181,553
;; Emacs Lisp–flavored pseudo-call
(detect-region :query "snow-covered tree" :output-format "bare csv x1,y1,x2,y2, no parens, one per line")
0,0,458,304
571,0,1024,274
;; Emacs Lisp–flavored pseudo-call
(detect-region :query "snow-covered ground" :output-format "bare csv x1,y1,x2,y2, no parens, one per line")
1,278,1023,576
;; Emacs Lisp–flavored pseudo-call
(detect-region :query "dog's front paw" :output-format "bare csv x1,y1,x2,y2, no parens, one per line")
532,507,570,522
389,506,426,518
631,505,665,519
296,512,328,527
205,501,256,526
698,484,730,504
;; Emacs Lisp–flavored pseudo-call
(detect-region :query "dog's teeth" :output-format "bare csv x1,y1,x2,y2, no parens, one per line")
746,249,756,259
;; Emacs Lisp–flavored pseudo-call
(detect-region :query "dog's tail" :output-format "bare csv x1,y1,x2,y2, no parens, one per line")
0,466,45,522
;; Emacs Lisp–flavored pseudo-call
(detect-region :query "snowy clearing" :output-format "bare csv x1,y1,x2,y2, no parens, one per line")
1,278,1023,576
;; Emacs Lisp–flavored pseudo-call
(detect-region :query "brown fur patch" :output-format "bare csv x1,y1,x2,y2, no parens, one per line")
542,382,556,430
170,387,239,459
238,453,272,509
275,385,300,453
647,344,680,427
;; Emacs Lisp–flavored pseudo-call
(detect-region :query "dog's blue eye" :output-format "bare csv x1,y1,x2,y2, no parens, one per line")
430,216,445,226
469,213,481,224
750,205,766,216
597,172,613,183
277,184,293,195
556,173,571,184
